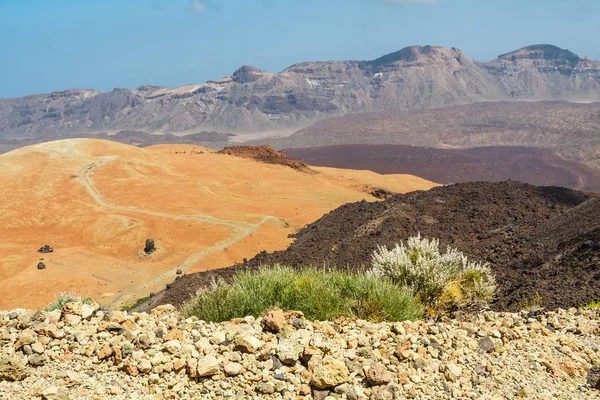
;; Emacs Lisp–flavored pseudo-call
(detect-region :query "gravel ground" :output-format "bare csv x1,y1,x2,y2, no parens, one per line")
2,303,600,399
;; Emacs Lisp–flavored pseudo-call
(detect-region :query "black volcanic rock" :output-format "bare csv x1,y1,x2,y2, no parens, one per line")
135,181,600,313
37,245,53,254
144,239,155,254
37,262,46,270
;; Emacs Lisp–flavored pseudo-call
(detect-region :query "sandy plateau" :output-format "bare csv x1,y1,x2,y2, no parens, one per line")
0,139,436,310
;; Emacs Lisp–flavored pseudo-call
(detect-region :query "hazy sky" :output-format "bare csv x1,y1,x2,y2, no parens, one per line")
1,0,599,98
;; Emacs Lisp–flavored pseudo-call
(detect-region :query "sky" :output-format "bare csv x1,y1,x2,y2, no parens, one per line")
1,0,599,98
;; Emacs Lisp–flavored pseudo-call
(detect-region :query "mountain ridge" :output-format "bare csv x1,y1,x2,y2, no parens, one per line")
1,44,599,138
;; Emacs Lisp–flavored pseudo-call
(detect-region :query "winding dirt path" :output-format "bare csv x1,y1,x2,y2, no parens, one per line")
78,157,277,306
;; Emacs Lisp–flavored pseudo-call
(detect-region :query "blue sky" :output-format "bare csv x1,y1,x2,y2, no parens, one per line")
1,0,599,98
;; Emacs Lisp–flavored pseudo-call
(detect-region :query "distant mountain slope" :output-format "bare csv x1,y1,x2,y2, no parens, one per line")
283,145,600,193
269,101,600,169
1,44,599,138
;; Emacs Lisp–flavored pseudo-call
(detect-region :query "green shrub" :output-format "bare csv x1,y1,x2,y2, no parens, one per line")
518,292,543,312
181,266,423,323
44,292,94,312
121,296,150,312
371,235,496,313
583,298,600,310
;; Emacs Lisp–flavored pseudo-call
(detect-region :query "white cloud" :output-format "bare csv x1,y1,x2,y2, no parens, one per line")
188,0,207,13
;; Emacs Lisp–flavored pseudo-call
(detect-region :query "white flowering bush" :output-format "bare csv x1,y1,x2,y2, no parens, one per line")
371,235,496,312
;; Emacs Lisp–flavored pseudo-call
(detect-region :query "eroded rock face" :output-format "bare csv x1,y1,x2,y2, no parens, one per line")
2,45,597,140
232,65,271,84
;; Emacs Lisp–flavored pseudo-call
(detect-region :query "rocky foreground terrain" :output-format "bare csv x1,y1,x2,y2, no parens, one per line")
1,303,600,399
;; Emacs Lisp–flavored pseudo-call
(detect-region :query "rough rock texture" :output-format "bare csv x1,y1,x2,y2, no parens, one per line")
1,45,598,138
137,181,599,312
0,358,27,382
1,303,600,399
37,245,53,254
144,239,156,255
218,145,311,171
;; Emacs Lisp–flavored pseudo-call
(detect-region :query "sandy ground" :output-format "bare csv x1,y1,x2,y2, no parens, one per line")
0,139,436,310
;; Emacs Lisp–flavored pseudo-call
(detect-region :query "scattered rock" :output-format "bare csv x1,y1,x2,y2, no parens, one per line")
224,362,243,376
144,239,156,254
365,363,394,386
163,340,181,354
0,357,27,381
196,355,220,377
257,382,275,394
478,336,496,353
261,308,287,332
41,386,69,400
277,338,304,365
37,262,46,270
234,333,262,354
38,245,53,254
28,354,46,367
176,269,183,275
0,303,598,398
310,355,350,389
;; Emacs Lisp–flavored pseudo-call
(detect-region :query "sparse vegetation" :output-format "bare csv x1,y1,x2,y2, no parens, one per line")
182,266,423,323
582,297,600,310
518,292,544,312
44,292,94,312
371,234,496,314
120,296,150,312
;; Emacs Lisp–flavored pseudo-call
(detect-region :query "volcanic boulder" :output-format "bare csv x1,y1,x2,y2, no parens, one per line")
144,239,156,254
38,245,53,254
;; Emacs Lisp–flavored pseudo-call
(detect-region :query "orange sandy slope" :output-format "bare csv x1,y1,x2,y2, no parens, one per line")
0,139,437,309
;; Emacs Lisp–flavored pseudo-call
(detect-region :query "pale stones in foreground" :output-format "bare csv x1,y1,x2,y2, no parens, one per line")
149,304,176,316
196,354,220,377
61,301,82,316
163,340,182,354
0,357,27,381
80,303,97,320
41,386,70,400
15,328,36,349
224,362,243,376
310,355,350,389
138,359,152,374
262,307,287,332
444,362,463,382
31,341,45,354
365,363,395,386
277,338,305,365
234,333,262,354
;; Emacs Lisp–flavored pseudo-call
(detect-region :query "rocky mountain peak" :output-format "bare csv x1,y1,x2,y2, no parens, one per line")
232,65,270,84
363,45,466,72
497,44,581,65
